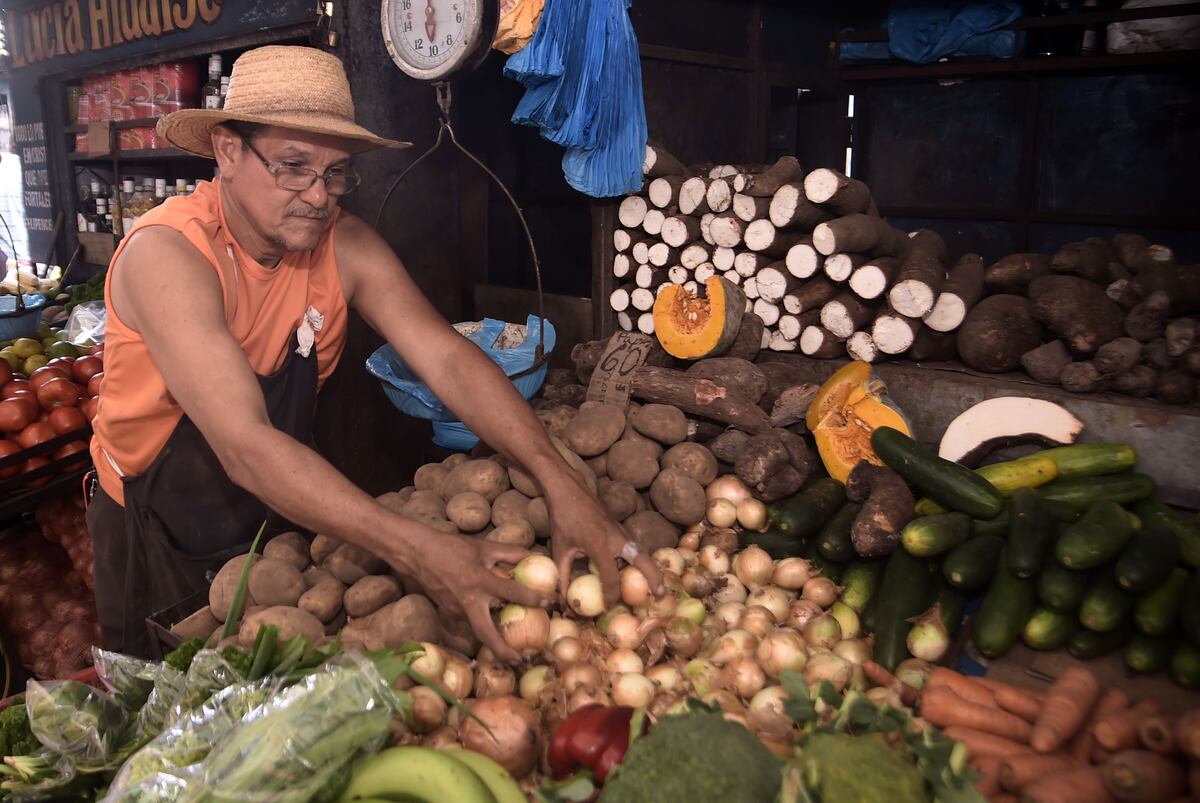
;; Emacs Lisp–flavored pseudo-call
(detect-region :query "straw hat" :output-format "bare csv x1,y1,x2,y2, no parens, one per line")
157,46,410,157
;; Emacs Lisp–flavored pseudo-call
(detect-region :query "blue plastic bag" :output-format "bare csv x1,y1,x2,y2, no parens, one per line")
887,2,1023,64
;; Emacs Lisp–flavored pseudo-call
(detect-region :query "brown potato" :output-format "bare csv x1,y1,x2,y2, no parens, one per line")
508,463,541,497
238,606,324,648
209,554,258,622
442,453,469,469
402,489,447,521
344,575,404,618
414,463,449,495
248,557,307,607
586,454,608,479
376,491,408,514
442,459,511,502
649,468,707,526
562,405,626,457
631,404,688,445
597,478,640,521
536,404,577,439
310,533,342,565
491,489,532,528
324,543,386,585
263,532,310,571
446,492,492,533
623,510,681,553
357,595,443,649
486,520,536,548
298,578,345,623
526,497,551,539
606,440,661,490
661,443,719,486
302,566,334,589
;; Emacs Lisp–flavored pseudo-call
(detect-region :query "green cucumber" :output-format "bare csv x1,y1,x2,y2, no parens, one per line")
943,535,1005,592
972,509,1010,539
1022,605,1077,650
1133,500,1200,570
1180,571,1200,645
914,454,1060,515
1123,632,1174,674
817,503,862,563
771,478,847,539
840,560,886,613
870,427,1004,520
1079,572,1134,633
901,512,973,558
1115,526,1180,593
934,582,968,638
1039,473,1156,514
1035,444,1137,479
799,537,844,583
738,528,803,560
1055,500,1137,570
1006,487,1054,578
1037,563,1091,612
872,548,935,671
861,595,878,635
1134,567,1190,636
1169,642,1200,689
971,548,1037,659
1067,621,1132,659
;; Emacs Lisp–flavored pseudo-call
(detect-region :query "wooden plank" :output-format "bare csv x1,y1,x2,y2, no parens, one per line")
591,200,619,340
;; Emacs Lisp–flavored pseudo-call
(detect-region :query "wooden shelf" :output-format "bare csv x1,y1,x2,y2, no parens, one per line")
64,117,165,134
836,48,1200,80
68,147,204,162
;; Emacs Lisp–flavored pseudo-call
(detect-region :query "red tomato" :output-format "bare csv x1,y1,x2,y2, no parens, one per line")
0,398,36,433
0,440,21,479
89,345,104,358
48,406,87,436
36,377,82,409
1,379,32,399
21,456,51,488
71,356,104,386
87,372,104,398
0,362,11,386
81,396,100,422
54,441,90,470
28,366,69,390
17,421,56,449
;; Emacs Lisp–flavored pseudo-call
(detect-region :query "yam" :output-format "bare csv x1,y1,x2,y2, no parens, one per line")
446,492,492,533
491,489,532,528
1166,318,1195,357
486,521,536,548
403,490,447,521
442,459,511,502
1107,279,1141,311
735,434,791,496
1094,338,1143,376
344,575,403,618
298,578,345,624
357,595,443,649
846,462,915,558
239,606,324,648
598,478,641,521
526,498,551,539
661,442,719,486
1113,366,1157,397
708,429,751,465
1051,240,1110,284
1060,362,1106,393
623,510,681,553
1021,341,1072,384
956,295,1042,373
1124,291,1171,342
1155,369,1194,404
649,469,707,526
302,566,334,589
210,554,258,622
630,403,689,445
171,605,220,641
908,328,958,362
263,532,310,571
414,463,449,495
606,440,662,489
562,405,627,457
1029,275,1125,356
1145,339,1174,371
248,557,307,607
984,253,1051,290
324,543,386,586
685,358,769,405
310,534,341,565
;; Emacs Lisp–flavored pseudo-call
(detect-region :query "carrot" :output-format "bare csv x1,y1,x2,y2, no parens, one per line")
1101,750,1186,803
975,675,1046,701
944,726,1030,759
1020,766,1116,803
1031,665,1102,753
972,755,1003,797
993,796,1019,803
923,686,1033,743
999,753,1080,792
1138,715,1178,754
1174,709,1199,761
1094,700,1163,752
993,684,1045,724
928,667,998,707
862,660,919,706
1069,688,1131,763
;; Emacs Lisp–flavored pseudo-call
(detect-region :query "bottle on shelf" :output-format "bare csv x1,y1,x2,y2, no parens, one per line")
202,54,223,110
220,76,230,108
120,178,137,235
175,178,187,196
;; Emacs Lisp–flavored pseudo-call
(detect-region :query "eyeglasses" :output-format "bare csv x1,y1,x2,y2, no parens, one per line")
241,136,361,197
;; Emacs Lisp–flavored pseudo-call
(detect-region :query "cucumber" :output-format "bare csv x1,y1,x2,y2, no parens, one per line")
1037,563,1091,612
943,535,1006,592
1115,526,1180,593
971,548,1037,659
1006,487,1054,579
1067,621,1132,659
914,454,1059,515
1035,443,1137,479
816,503,862,563
972,509,1010,539
1022,605,1077,650
872,548,935,671
1133,500,1200,570
1079,572,1134,633
799,537,844,583
901,512,973,558
1123,632,1174,673
1134,567,1190,636
934,582,968,638
771,478,847,539
1039,473,1156,514
1169,642,1200,689
870,427,1004,520
840,560,886,613
1180,571,1200,645
1055,500,1138,570
861,595,878,634
738,528,803,560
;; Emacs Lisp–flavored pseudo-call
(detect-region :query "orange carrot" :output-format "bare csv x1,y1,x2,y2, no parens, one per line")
1020,766,1116,803
928,667,998,707
999,753,1081,792
1173,709,1199,761
1101,749,1186,803
972,755,1002,797
992,684,1044,724
1138,714,1178,754
1031,665,1101,753
974,675,1045,701
922,686,1033,743
993,795,1018,803
943,726,1030,759
1068,687,1129,763
862,660,919,706
1094,700,1163,752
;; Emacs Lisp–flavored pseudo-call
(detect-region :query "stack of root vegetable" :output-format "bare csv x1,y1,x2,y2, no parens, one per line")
915,664,1200,803
615,144,1198,404
34,495,95,591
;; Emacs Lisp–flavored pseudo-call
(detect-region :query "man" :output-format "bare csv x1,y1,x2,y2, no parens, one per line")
86,46,661,662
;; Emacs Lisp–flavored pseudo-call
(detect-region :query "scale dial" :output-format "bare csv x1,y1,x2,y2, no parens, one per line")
381,0,498,82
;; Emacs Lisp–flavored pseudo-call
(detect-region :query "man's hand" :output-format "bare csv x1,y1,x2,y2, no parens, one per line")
390,526,552,664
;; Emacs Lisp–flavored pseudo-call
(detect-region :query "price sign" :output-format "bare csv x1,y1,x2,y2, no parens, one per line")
585,332,657,408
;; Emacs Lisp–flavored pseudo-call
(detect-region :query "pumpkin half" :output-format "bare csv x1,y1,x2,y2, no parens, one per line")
806,361,913,483
653,276,747,360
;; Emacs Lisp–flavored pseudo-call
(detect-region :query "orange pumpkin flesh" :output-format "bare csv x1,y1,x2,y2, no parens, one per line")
653,276,746,360
807,361,913,483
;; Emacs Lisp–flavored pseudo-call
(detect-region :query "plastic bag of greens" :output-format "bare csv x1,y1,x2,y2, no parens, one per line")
170,649,245,718
24,680,128,770
92,649,162,713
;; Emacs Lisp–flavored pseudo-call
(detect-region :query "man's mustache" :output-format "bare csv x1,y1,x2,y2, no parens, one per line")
286,206,331,220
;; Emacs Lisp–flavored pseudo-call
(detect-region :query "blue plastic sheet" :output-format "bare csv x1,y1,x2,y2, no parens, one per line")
886,2,1023,64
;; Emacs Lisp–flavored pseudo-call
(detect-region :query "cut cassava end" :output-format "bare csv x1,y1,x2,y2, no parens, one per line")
784,237,823,279
923,253,985,333
777,311,816,341
846,331,881,363
755,264,799,303
709,214,745,248
706,178,733,213
642,209,668,236
744,219,807,257
800,325,846,358
618,195,648,228
614,228,649,253
769,182,834,230
643,140,687,177
613,253,632,279
722,270,741,285
888,229,948,318
648,176,687,209
908,327,958,362
668,266,690,285
802,168,878,215
635,264,669,289
1020,340,1072,384
610,286,633,313
631,241,652,265
680,177,711,216
753,299,781,327
637,313,656,335
743,276,760,300
735,155,803,197
812,213,908,257
768,331,799,352
630,288,657,312
699,213,716,245
937,397,1084,465
821,293,875,339
648,242,681,268
660,215,703,248
680,243,710,270
732,193,772,223
824,252,868,282
984,253,1051,290
694,262,717,282
871,311,920,355
712,247,737,272
957,294,1042,373
616,310,634,331
734,252,772,278
849,256,901,300
652,275,748,359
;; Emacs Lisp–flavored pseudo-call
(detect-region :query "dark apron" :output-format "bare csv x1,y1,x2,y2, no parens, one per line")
87,333,317,657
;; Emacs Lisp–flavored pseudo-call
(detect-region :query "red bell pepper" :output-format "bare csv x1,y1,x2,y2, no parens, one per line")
548,704,645,782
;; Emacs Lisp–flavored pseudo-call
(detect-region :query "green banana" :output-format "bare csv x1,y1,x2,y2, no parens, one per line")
337,746,498,803
444,749,526,803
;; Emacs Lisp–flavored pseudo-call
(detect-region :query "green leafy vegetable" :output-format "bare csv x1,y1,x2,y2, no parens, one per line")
163,638,204,673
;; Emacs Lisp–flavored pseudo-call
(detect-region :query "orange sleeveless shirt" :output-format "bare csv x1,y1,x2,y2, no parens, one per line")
90,178,349,505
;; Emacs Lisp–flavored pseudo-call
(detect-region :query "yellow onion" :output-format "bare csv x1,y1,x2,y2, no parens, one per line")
549,636,585,666
738,606,776,639
677,547,700,567
547,616,580,647
612,673,656,708
475,663,516,698
802,613,843,650
512,554,558,595
519,665,554,705
733,545,774,590
460,696,541,779
786,599,824,631
620,566,654,607
735,499,768,532
685,658,721,696
411,643,446,680
701,527,739,554
895,658,933,690
559,661,602,695
724,657,766,699
829,602,861,640
771,558,813,591
409,685,448,734
698,545,731,575
606,612,664,650
749,685,790,717
801,576,840,608
675,597,706,626
833,638,871,666
567,686,611,713
499,605,551,656
706,498,738,528
567,574,605,617
715,601,747,631
664,616,704,658
677,529,702,552
597,605,631,635
652,548,686,575
440,656,474,699
709,629,759,666
746,586,793,624
605,648,645,675
700,689,742,713
803,651,851,692
645,663,684,694
709,575,748,606
755,629,808,679
422,725,460,750
706,475,752,505
681,566,716,597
